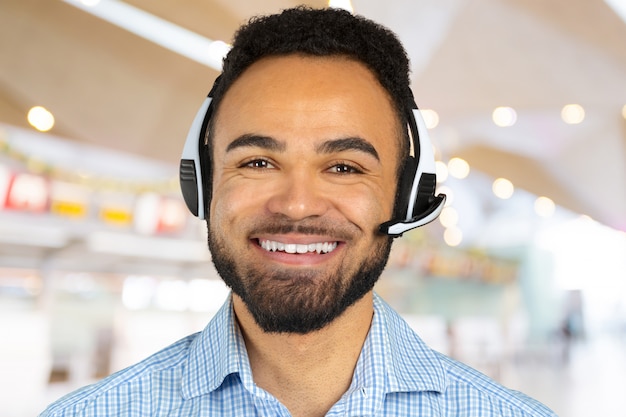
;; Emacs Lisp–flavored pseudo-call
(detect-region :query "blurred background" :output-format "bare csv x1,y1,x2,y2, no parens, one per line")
1,0,625,416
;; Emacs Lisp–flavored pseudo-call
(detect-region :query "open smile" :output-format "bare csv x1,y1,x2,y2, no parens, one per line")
258,239,339,254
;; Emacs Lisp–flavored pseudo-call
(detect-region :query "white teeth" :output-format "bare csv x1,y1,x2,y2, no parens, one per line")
260,239,338,254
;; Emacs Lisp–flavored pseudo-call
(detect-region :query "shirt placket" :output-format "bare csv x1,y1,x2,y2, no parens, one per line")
325,386,385,417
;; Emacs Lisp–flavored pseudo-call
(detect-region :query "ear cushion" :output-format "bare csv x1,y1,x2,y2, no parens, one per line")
391,104,423,222
179,97,213,219
199,122,213,219
179,159,200,217
393,156,418,221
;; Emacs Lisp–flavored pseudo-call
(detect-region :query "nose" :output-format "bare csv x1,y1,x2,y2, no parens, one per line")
266,171,331,221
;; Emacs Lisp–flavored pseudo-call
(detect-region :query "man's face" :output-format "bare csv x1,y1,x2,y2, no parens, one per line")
208,55,401,333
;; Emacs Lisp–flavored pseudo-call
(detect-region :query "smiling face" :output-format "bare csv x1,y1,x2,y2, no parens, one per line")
207,55,402,333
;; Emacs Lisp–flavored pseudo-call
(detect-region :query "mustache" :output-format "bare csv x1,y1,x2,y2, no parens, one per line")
248,218,357,241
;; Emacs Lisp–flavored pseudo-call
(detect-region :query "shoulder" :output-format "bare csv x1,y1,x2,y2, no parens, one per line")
39,333,199,417
374,295,557,416
435,353,558,416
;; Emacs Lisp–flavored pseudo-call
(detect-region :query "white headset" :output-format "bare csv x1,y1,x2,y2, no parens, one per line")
180,87,446,237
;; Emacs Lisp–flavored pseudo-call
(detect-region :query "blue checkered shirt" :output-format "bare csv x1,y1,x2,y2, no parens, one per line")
41,293,557,416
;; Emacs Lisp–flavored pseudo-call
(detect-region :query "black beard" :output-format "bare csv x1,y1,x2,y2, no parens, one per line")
207,221,393,334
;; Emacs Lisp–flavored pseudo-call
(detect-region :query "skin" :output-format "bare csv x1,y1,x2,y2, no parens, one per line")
209,55,402,417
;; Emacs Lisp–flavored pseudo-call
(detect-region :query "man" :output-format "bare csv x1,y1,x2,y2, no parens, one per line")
41,7,557,417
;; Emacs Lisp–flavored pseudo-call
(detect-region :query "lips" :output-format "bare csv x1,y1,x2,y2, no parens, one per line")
259,239,338,254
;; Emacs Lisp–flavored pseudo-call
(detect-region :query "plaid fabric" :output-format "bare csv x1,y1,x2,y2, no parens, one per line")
40,293,557,416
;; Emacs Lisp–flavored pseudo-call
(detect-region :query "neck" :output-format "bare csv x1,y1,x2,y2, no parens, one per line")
233,292,374,417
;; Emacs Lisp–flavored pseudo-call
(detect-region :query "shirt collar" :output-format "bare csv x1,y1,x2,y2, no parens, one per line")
181,292,448,401
181,294,253,399
358,293,448,393
339,294,448,416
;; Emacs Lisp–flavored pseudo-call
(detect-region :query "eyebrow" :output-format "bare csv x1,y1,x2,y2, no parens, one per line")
226,134,286,153
316,137,380,161
225,134,379,161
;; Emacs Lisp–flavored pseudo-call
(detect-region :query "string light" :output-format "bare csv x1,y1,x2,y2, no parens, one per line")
492,106,517,127
444,226,463,247
448,157,470,179
27,106,55,132
492,178,514,199
439,206,459,228
561,104,585,124
535,196,556,217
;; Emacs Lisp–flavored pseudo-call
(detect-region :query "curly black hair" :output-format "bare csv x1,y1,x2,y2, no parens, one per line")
211,7,413,123
201,7,414,218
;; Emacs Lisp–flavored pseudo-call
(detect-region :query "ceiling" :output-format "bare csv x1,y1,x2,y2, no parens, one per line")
0,0,625,243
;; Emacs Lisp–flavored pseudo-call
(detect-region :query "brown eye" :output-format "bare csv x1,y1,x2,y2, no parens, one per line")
242,159,274,169
329,163,362,174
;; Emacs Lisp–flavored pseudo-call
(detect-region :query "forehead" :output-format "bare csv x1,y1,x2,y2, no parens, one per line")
212,55,402,159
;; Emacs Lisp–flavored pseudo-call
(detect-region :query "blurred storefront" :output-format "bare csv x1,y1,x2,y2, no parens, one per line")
1,124,625,417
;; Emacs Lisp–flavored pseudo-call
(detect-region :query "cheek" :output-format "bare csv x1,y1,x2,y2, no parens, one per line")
338,184,396,231
210,181,262,225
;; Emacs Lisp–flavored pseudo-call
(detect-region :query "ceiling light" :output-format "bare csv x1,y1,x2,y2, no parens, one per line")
328,0,354,12
492,106,517,127
27,106,55,132
535,196,555,217
443,226,463,247
605,0,626,25
63,0,228,70
421,109,439,129
439,206,459,228
492,178,514,199
561,104,585,124
622,104,626,119
207,40,231,65
448,157,470,179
